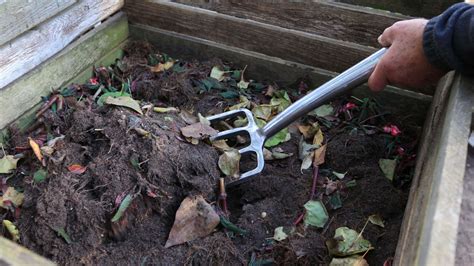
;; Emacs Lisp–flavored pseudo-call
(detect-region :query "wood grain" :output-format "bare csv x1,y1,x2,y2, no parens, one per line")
125,0,376,74
336,0,458,17
394,73,473,266
0,0,76,46
0,12,128,130
0,237,55,266
0,0,124,89
174,0,406,47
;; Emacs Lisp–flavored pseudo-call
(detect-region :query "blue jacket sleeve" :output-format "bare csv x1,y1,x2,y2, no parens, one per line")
423,3,474,75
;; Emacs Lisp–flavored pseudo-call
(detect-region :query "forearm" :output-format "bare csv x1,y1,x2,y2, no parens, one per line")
423,3,474,74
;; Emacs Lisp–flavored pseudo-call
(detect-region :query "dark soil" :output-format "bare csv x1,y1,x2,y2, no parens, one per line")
0,41,416,265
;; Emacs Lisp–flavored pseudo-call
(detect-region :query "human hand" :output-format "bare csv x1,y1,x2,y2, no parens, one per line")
368,19,447,91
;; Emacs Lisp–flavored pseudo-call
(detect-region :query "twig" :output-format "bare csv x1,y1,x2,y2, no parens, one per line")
309,166,319,200
293,212,305,226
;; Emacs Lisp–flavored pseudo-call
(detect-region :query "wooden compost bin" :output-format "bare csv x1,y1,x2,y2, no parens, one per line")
0,1,472,265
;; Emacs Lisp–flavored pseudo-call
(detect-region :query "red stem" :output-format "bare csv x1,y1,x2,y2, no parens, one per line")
309,166,319,200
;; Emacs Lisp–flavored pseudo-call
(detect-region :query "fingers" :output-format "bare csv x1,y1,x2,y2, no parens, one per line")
378,24,396,47
368,60,389,91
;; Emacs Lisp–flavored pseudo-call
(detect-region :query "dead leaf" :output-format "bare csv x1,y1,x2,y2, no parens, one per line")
368,214,385,228
198,113,211,126
329,256,368,266
229,96,251,110
252,104,274,121
179,110,198,125
67,164,87,174
379,159,397,181
299,137,317,171
218,148,241,178
313,144,327,166
212,140,231,152
29,137,43,163
0,155,20,174
150,61,174,73
273,226,295,241
154,107,178,113
180,122,218,140
165,195,220,248
105,96,143,115
210,66,226,81
313,128,324,147
0,187,24,209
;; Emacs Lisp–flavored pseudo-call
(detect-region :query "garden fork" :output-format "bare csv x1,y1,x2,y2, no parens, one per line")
207,48,387,186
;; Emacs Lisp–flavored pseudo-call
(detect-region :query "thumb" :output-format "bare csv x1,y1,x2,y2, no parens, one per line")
368,61,389,91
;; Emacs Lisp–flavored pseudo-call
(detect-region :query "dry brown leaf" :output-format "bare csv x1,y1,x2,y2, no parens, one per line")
313,129,324,147
165,195,220,248
180,122,218,140
313,144,327,166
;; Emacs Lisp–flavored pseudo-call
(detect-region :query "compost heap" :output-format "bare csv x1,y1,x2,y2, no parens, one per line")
0,42,419,265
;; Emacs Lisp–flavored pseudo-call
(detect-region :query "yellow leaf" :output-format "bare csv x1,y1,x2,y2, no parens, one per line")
0,187,24,208
0,155,20,174
313,144,327,166
28,137,43,162
210,66,226,81
313,129,324,147
3,220,20,242
150,61,174,73
153,107,178,113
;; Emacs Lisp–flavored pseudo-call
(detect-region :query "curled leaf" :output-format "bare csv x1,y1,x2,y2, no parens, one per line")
3,220,20,242
111,194,133,222
28,137,43,163
368,214,385,228
67,164,87,174
154,107,178,113
165,195,220,248
218,148,241,178
180,122,218,140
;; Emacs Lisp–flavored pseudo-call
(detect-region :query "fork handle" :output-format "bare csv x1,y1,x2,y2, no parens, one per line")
261,48,387,138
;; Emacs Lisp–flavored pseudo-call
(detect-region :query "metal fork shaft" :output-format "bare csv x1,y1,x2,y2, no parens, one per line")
261,48,387,138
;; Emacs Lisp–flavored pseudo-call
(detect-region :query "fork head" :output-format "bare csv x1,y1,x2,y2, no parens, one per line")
207,108,266,186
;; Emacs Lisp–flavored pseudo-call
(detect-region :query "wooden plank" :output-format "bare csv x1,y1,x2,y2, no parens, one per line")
173,0,406,47
131,24,432,125
125,0,376,75
0,237,55,266
0,0,76,46
0,0,124,89
394,73,473,266
336,0,458,17
0,12,129,130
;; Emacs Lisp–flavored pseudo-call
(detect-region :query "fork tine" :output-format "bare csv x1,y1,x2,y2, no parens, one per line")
207,109,248,122
227,149,265,187
210,127,249,141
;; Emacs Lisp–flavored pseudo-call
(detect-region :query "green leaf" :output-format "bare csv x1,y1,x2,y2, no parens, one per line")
229,95,251,110
252,104,274,121
220,90,240,99
311,104,334,117
105,96,143,115
329,192,343,210
264,127,291,148
218,148,241,178
333,171,347,179
273,226,295,241
326,227,373,256
368,214,385,228
33,169,47,183
0,155,20,174
219,215,247,235
345,180,357,188
97,91,130,106
210,66,226,81
55,227,72,244
378,159,397,181
329,256,368,266
303,200,329,228
270,92,291,113
237,79,250,90
111,194,133,222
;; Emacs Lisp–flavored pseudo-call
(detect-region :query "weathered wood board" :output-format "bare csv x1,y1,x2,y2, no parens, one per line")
0,0,76,46
336,0,459,17
0,237,55,266
0,12,129,131
0,0,124,90
131,24,432,125
125,1,376,75
395,73,473,266
173,0,407,47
